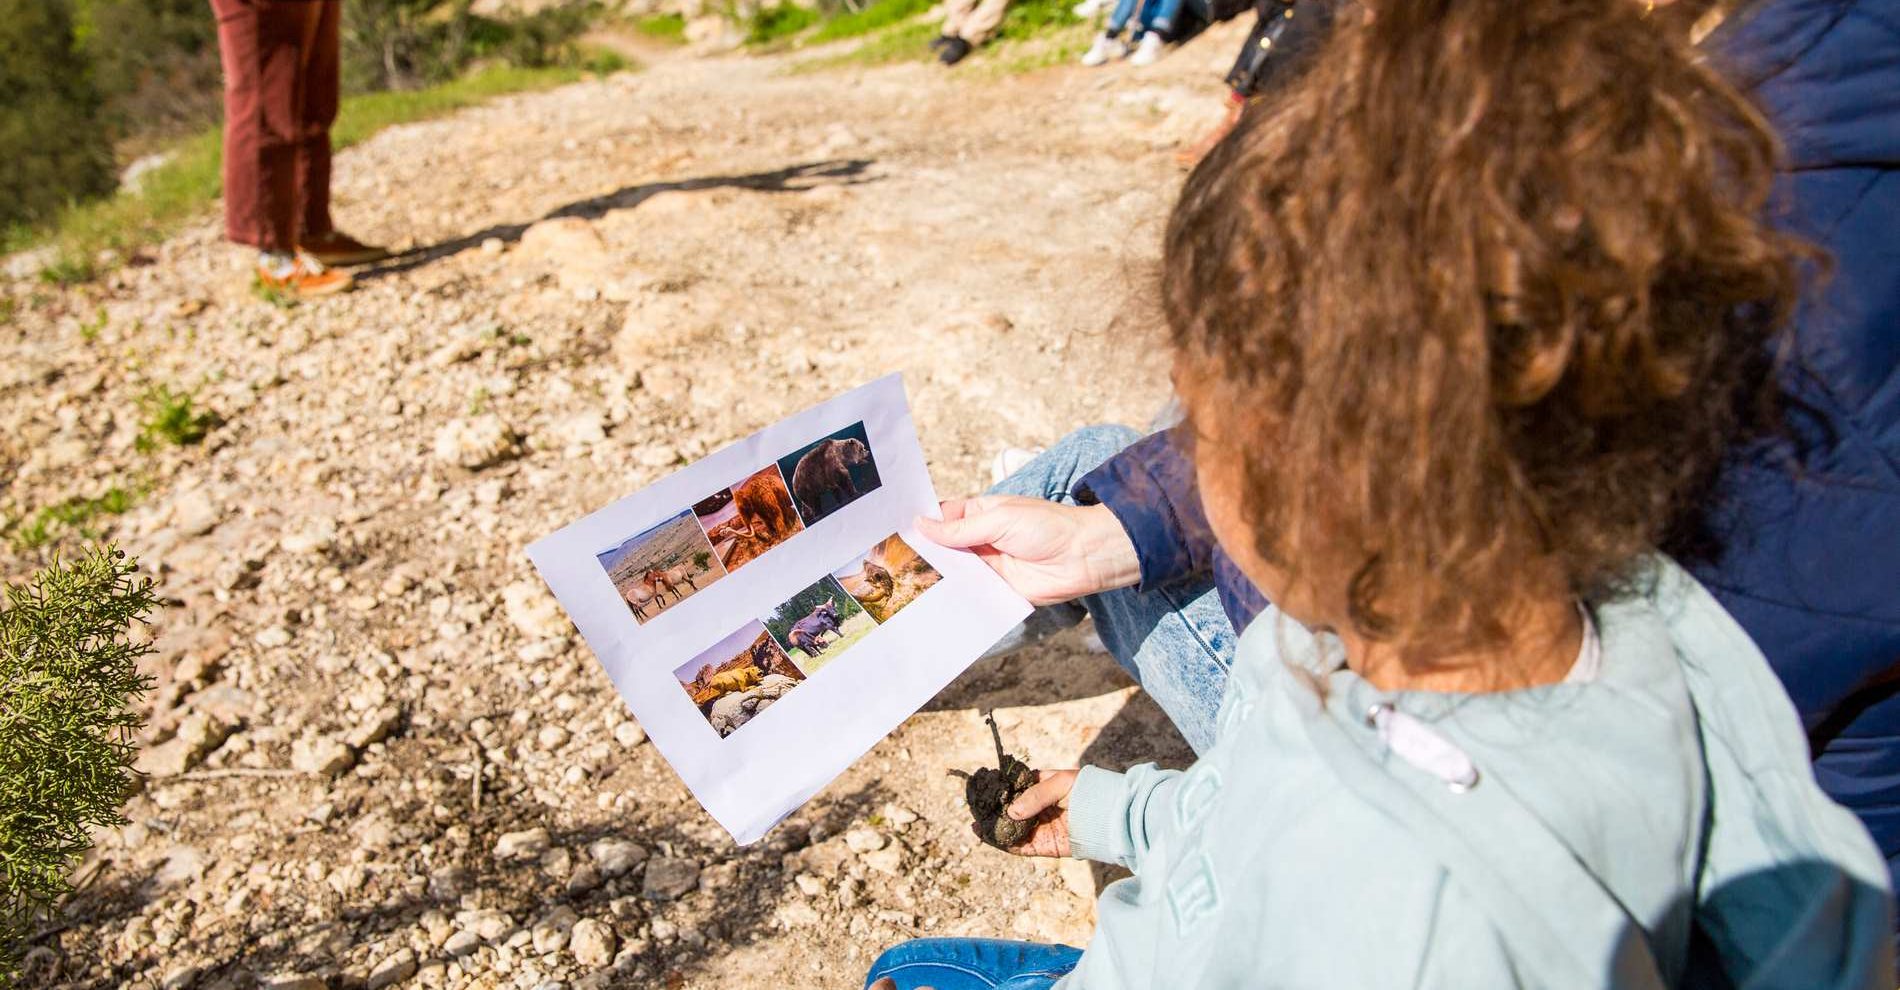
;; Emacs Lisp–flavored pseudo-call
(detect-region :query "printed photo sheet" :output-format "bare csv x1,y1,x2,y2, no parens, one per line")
528,375,1033,843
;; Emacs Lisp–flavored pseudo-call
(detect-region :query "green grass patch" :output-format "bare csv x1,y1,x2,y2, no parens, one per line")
810,0,937,42
994,0,1081,42
628,11,688,42
792,18,940,71
5,63,594,284
747,3,821,45
135,384,220,451
8,488,139,550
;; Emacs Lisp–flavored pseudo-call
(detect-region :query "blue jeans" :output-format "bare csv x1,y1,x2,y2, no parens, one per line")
865,938,1085,990
1105,0,1204,39
982,424,1238,753
870,427,1239,988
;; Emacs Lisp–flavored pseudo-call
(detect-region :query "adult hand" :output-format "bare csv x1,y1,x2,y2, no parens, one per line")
917,497,1139,605
994,769,1079,858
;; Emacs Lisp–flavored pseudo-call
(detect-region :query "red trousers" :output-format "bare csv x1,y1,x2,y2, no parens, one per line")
212,0,340,251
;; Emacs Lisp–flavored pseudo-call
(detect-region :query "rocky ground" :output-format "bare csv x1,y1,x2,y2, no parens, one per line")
0,24,1246,990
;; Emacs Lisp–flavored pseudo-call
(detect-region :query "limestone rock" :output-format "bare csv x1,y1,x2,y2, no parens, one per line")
365,947,417,990
291,735,357,776
587,837,647,879
502,580,569,640
432,415,518,470
569,918,617,968
494,827,551,860
641,857,699,900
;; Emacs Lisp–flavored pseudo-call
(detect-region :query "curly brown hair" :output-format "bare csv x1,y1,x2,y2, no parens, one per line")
1166,0,1804,654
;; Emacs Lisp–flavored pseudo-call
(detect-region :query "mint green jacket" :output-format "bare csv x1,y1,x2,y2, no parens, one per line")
1062,561,1894,988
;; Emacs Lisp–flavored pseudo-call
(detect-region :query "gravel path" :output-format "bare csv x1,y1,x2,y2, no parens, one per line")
0,28,1244,989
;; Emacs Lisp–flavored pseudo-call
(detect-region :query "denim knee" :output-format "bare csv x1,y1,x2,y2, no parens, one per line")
989,424,1144,503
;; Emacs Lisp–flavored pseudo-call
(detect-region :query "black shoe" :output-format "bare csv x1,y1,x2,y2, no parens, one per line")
929,34,953,51
938,36,973,64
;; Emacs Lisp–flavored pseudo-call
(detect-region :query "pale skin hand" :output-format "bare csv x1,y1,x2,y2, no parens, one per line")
915,497,1140,606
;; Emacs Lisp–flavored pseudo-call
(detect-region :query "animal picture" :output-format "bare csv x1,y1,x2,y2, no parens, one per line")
776,422,883,525
674,621,807,738
693,466,805,572
595,509,726,625
762,575,876,677
834,533,943,623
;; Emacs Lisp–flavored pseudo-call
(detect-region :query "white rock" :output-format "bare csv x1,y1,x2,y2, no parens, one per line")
170,493,223,536
280,517,337,555
552,413,606,449
502,580,569,640
863,844,903,876
366,947,417,990
443,930,480,957
432,415,518,469
844,828,888,854
530,906,578,954
290,735,356,776
612,721,646,749
587,837,647,878
535,725,570,751
345,705,404,749
495,827,552,860
569,918,617,968
255,625,294,649
161,965,200,990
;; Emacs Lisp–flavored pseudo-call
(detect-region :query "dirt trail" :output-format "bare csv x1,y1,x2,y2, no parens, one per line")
0,27,1248,989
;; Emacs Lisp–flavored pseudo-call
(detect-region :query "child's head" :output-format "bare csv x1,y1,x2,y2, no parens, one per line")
1168,0,1803,657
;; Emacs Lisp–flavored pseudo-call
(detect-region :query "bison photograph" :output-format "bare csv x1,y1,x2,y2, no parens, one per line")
776,421,883,526
692,465,806,573
762,575,877,677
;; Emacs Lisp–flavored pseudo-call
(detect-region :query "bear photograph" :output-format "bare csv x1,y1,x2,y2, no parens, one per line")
776,421,883,526
693,465,805,573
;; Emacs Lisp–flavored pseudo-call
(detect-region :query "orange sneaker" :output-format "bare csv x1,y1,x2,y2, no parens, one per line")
300,229,391,267
256,253,353,298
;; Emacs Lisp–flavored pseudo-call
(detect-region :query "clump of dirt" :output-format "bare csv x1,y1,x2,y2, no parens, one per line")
961,710,1039,849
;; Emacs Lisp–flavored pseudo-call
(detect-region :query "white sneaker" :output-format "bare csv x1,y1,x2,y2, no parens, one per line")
1129,31,1166,66
1072,0,1111,17
1079,32,1129,67
989,446,1045,486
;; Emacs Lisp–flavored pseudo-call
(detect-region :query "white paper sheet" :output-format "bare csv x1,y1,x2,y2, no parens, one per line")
527,375,1032,843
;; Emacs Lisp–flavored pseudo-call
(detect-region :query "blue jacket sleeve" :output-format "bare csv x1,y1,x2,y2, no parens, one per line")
1076,431,1220,591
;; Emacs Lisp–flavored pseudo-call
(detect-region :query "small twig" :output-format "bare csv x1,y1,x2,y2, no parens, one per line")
172,767,313,782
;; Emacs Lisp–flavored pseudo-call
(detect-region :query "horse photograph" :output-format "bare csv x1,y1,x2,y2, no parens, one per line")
692,465,805,573
595,509,726,625
762,575,877,677
776,421,883,526
673,620,807,739
834,533,943,624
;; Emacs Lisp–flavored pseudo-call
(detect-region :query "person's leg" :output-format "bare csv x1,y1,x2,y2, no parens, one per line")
1104,0,1142,36
296,0,341,241
865,938,1083,990
985,426,1237,755
212,0,316,252
940,0,977,39
951,0,1012,45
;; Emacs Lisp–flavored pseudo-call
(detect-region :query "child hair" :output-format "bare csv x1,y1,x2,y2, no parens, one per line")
1163,0,1805,658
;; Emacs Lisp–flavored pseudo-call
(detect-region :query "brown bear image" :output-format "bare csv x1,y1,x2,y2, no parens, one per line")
790,437,878,522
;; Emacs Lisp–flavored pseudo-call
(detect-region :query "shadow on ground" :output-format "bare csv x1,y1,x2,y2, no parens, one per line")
358,159,880,281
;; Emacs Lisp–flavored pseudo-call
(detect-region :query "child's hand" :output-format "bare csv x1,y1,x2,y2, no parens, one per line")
992,769,1078,858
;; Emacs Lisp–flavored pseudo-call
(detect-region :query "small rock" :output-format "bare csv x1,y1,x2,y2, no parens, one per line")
255,625,293,649
161,965,200,990
136,712,236,777
612,721,646,749
552,413,606,449
495,827,552,860
345,705,404,749
480,237,505,255
171,494,223,537
844,828,888,854
290,735,356,776
588,837,647,878
366,947,417,990
502,580,569,640
569,918,617,968
863,844,904,876
280,518,337,555
793,873,825,897
536,724,569,751
884,804,919,827
260,975,327,990
641,857,699,900
531,906,578,954
566,862,601,894
432,415,518,470
443,930,480,957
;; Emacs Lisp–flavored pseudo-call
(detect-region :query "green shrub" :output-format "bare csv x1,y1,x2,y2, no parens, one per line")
344,0,608,91
9,489,138,551
809,0,934,43
0,547,156,978
71,0,223,142
0,0,117,231
994,0,1079,41
135,385,219,451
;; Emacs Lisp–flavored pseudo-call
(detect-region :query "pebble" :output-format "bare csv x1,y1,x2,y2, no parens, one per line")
588,837,647,878
495,827,552,860
290,735,356,776
844,828,888,854
366,947,418,990
641,857,699,900
569,919,618,967
612,721,646,748
433,415,518,469
530,906,578,954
